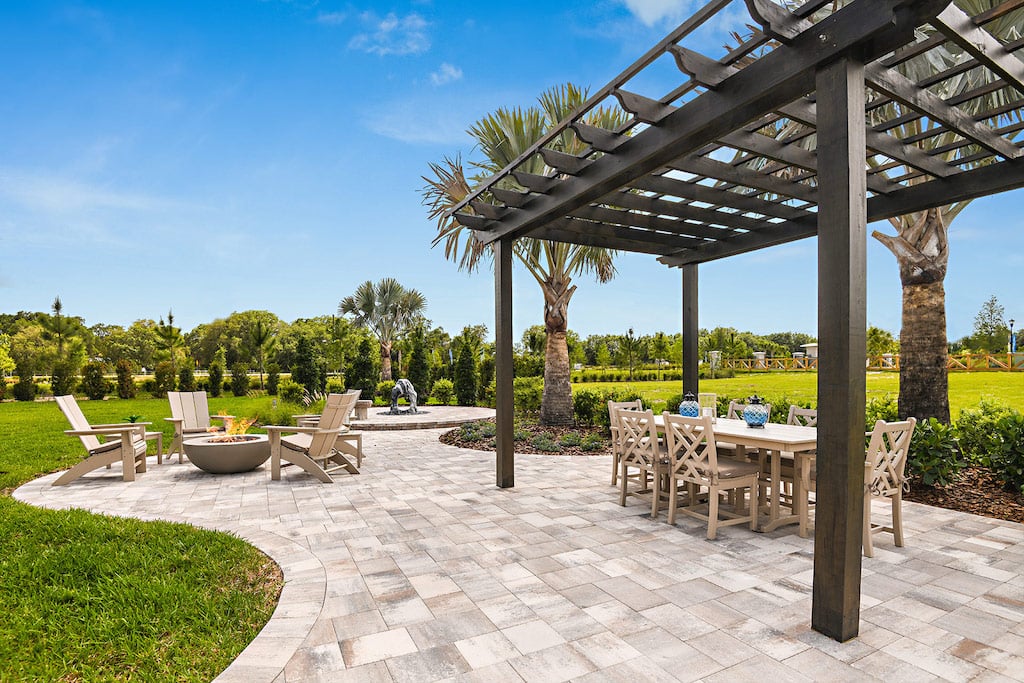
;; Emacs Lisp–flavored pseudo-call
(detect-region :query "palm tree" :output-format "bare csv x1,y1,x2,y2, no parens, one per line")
423,83,627,425
339,279,426,382
867,0,1022,422
248,319,276,390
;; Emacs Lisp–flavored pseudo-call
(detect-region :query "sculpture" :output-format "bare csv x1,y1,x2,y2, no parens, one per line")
389,378,418,414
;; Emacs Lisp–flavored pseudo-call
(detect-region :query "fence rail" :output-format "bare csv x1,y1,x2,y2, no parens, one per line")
722,353,1024,372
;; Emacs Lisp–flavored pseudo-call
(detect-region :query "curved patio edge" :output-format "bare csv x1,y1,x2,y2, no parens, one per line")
348,405,494,431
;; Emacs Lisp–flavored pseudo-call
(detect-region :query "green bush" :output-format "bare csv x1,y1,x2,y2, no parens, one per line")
865,395,899,432
376,380,394,405
530,433,562,453
326,378,345,394
178,366,197,392
559,432,582,447
513,377,544,415
956,400,1016,466
0,378,6,401
153,361,176,398
230,364,250,397
115,359,136,399
407,330,430,401
278,378,304,403
432,378,454,405
573,389,604,426
266,363,280,396
292,336,325,395
50,361,77,397
988,412,1024,493
79,362,110,401
345,338,377,400
480,380,496,409
207,363,224,398
454,344,478,406
906,417,962,488
142,378,157,394
580,432,606,451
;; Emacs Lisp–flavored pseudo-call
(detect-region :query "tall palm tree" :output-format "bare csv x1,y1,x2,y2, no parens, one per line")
423,83,627,425
867,0,1022,422
339,278,426,382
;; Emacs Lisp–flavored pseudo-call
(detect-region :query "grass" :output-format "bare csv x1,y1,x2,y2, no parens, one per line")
576,371,1024,417
0,394,292,681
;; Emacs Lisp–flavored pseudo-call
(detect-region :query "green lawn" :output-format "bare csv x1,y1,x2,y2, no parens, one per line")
0,395,289,681
575,371,1024,417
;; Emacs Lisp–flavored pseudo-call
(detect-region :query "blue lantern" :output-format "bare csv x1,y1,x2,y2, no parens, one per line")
678,392,700,417
743,395,769,428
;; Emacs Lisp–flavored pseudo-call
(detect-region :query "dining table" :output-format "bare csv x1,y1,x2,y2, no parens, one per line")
654,415,818,533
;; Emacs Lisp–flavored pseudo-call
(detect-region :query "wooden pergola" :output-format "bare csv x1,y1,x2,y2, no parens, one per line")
449,0,1024,641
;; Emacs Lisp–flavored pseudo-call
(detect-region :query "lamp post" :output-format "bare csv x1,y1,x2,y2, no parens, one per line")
1010,318,1016,354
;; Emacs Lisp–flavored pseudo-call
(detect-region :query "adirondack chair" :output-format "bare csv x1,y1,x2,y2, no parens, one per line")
266,392,361,483
54,395,162,486
290,390,364,465
165,391,232,463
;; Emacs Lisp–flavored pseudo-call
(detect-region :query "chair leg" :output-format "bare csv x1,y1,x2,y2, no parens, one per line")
892,490,904,547
863,492,874,558
748,479,759,532
611,453,619,486
651,466,660,519
619,461,629,506
667,478,678,526
707,487,720,540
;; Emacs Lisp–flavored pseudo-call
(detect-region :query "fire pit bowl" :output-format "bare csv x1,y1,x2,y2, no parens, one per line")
183,434,270,474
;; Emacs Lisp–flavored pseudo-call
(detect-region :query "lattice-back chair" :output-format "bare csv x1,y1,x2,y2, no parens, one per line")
787,405,818,427
166,391,231,463
608,399,643,486
864,417,917,557
721,399,773,462
661,412,760,540
54,395,153,485
267,392,361,482
614,407,667,519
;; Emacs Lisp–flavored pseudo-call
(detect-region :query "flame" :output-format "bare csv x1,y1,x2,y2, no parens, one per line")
226,417,255,435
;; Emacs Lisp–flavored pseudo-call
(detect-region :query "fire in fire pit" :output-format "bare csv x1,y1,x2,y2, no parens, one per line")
207,416,257,443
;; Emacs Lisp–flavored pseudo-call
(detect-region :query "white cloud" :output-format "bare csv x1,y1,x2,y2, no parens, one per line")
315,11,347,26
620,0,694,26
363,102,468,145
0,170,177,215
430,62,463,86
349,12,430,56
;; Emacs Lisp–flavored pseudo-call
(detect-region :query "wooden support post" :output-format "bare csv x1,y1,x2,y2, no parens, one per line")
682,264,699,394
494,237,515,488
813,57,868,642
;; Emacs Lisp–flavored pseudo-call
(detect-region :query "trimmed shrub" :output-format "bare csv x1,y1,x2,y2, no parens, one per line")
207,363,224,397
326,378,345,394
346,338,377,401
530,433,562,453
13,361,37,401
580,433,606,451
407,331,430,401
988,412,1024,493
79,362,110,400
480,380,496,409
513,377,543,415
0,378,6,400
431,378,454,405
865,395,899,432
376,380,394,405
454,343,478,406
956,400,1015,466
559,432,582,447
906,417,962,488
153,361,176,398
50,361,77,397
178,366,197,392
292,336,324,395
477,356,495,403
115,359,136,399
230,363,250,397
278,378,304,403
266,363,280,396
573,388,604,426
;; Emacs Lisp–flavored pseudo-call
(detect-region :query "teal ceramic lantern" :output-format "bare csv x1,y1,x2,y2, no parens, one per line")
743,395,769,428
678,392,700,417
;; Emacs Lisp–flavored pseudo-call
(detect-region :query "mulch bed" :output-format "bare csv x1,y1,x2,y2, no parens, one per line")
442,420,1024,524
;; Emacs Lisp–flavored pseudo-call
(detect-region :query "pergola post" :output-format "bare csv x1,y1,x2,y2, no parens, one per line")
812,56,868,642
682,264,699,394
494,237,515,488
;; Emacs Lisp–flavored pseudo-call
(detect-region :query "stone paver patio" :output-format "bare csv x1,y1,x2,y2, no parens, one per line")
14,426,1024,682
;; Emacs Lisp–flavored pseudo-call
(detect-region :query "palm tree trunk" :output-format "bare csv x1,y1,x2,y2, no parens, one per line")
873,208,950,422
540,278,575,426
380,341,393,382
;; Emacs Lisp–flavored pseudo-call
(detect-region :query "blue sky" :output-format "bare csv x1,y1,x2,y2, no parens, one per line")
1,0,1022,342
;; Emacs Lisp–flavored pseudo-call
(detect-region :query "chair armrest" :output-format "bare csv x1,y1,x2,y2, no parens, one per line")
165,417,183,424
210,415,234,423
65,426,140,436
91,422,149,428
264,425,327,435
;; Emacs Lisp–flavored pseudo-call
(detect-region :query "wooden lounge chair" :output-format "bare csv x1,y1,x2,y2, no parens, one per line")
165,391,231,463
267,392,361,483
54,395,161,486
290,390,364,466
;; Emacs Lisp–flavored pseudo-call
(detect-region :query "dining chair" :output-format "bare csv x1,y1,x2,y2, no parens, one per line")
766,405,818,512
614,407,667,519
787,405,818,427
720,400,774,463
660,412,760,539
608,399,643,485
863,417,917,557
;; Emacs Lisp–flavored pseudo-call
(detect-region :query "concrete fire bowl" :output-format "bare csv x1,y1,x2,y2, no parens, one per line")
183,434,270,474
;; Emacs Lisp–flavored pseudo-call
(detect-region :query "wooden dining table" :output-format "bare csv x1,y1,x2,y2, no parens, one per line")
654,416,817,533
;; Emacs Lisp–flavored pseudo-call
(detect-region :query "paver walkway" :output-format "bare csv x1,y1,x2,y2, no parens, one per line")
14,429,1024,682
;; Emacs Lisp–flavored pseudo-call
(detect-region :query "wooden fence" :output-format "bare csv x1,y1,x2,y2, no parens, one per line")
722,353,1024,372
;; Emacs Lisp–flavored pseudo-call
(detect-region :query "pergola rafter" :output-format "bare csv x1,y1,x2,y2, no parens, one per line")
450,0,1024,643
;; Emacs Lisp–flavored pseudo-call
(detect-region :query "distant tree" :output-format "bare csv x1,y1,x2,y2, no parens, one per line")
266,362,280,396
207,361,224,397
230,363,250,397
246,318,276,390
155,310,184,375
178,365,197,392
595,344,611,368
13,359,37,401
291,337,324,395
618,328,639,380
454,342,478,406
346,338,378,400
970,295,1008,352
407,327,430,398
339,278,427,381
866,326,899,357
115,359,137,399
153,361,176,398
46,296,72,360
80,362,110,400
50,360,76,396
